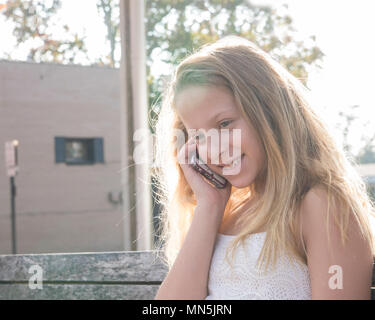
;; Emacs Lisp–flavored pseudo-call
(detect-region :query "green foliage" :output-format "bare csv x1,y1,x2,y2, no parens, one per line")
357,146,375,164
1,0,325,135
144,0,324,131
1,0,89,64
337,105,375,164
96,0,120,67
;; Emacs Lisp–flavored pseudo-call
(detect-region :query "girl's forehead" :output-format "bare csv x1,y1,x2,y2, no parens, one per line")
176,85,234,107
175,86,239,125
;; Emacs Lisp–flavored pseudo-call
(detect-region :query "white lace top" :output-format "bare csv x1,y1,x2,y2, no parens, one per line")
204,232,312,300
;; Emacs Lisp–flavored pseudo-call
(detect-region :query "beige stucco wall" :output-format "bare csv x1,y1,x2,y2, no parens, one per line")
0,60,125,254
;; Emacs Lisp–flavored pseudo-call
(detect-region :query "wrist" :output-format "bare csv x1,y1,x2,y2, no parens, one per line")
196,201,224,212
198,196,227,207
194,203,224,224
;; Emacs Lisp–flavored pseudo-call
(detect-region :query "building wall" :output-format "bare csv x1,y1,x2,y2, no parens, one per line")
0,60,124,254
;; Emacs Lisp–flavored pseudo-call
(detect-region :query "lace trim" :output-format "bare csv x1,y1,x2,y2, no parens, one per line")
205,232,312,300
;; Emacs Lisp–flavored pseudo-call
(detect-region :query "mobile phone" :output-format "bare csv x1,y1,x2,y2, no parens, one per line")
190,146,228,189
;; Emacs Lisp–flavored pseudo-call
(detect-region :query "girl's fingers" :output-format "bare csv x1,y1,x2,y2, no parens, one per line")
177,137,197,166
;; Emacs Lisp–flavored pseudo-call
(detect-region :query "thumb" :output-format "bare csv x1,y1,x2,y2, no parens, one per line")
177,137,198,167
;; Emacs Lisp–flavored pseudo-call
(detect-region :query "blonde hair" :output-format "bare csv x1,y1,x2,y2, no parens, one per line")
151,35,375,274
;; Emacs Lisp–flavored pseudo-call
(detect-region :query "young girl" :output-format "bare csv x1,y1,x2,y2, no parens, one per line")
152,35,375,300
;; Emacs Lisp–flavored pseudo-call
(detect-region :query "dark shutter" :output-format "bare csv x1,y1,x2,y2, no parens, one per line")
93,138,104,163
55,137,65,163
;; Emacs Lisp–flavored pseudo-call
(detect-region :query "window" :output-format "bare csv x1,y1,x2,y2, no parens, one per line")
55,137,104,165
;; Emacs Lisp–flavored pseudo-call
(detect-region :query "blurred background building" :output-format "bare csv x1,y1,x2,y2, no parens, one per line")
0,60,125,254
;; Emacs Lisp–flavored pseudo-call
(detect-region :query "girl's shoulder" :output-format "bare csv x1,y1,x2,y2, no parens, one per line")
299,184,343,243
299,184,374,298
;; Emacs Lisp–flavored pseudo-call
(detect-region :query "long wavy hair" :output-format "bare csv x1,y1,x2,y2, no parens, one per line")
151,35,375,274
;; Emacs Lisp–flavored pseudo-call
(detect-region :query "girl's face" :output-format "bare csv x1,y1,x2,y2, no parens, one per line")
175,85,266,189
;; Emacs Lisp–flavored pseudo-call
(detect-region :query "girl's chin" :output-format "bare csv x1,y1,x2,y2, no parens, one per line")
228,178,253,189
222,155,254,188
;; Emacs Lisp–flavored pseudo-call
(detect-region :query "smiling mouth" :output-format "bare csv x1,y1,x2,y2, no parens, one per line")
220,154,244,168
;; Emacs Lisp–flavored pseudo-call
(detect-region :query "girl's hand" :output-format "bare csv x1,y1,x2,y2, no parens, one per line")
177,136,232,211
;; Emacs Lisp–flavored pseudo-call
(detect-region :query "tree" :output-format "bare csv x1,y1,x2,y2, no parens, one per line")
96,0,120,68
0,0,89,64
1,0,324,130
144,0,324,131
337,105,360,158
357,145,375,164
92,0,324,88
336,105,375,164
145,0,323,80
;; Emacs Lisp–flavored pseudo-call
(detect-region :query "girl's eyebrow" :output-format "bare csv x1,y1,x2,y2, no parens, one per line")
210,110,234,122
185,110,234,134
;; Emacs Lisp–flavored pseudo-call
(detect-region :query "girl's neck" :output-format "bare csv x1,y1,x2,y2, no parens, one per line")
220,193,262,234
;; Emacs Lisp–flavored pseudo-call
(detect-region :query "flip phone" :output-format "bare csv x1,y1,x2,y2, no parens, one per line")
190,145,228,189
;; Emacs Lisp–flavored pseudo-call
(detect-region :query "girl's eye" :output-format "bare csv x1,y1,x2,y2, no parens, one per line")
219,120,232,128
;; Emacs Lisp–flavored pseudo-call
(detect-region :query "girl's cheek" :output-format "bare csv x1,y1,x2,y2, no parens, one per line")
226,128,242,152
215,130,241,163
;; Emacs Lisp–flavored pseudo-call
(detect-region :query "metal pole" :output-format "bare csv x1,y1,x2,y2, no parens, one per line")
10,176,17,254
119,0,152,251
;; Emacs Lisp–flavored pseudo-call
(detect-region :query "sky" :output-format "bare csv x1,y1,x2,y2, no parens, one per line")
0,0,374,155
250,0,375,155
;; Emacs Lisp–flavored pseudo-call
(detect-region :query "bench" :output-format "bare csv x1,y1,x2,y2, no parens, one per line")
0,251,374,299
0,251,167,299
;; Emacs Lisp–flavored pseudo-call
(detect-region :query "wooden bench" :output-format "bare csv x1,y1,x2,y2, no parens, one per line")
0,251,167,299
0,251,374,299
